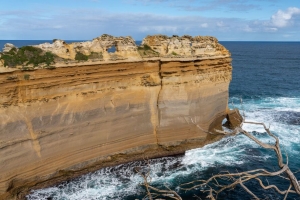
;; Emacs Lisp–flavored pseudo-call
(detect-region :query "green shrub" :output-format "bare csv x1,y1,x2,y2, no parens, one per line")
7,47,18,55
75,52,88,61
88,52,103,59
1,46,56,68
44,52,55,66
171,51,178,56
138,44,152,51
24,74,30,80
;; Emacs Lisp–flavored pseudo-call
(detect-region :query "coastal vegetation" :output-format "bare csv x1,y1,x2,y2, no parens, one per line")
75,52,103,61
137,44,160,57
88,52,103,60
23,74,30,80
0,46,56,68
75,52,88,61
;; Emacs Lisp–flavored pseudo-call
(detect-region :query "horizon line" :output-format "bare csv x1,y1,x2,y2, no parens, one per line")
0,39,299,42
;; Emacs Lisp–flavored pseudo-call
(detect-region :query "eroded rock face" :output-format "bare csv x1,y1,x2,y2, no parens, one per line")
1,34,229,64
35,39,75,59
114,36,140,59
141,34,170,55
34,34,141,61
142,35,229,57
2,43,16,53
0,34,233,199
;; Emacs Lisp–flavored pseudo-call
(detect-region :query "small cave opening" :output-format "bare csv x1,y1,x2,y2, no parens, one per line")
108,45,116,53
222,117,228,126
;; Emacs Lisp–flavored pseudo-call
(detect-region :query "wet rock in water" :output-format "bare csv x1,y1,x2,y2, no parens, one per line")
224,109,243,129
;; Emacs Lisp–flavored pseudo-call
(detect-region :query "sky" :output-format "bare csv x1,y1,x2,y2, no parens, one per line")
0,0,300,41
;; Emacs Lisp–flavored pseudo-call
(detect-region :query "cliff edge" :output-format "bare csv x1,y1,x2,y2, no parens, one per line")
0,34,234,199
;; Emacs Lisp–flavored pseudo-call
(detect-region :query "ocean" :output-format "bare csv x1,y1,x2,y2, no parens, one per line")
2,41,299,199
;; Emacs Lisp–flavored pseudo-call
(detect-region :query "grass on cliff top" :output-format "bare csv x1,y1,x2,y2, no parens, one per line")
137,44,160,57
0,46,56,68
75,52,103,61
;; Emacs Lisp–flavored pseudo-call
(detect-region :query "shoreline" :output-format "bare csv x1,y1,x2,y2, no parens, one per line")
20,134,224,199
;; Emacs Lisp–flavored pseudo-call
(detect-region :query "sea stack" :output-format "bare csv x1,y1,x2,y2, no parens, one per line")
0,34,235,199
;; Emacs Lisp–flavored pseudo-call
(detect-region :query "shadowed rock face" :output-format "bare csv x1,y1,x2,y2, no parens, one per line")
0,34,233,199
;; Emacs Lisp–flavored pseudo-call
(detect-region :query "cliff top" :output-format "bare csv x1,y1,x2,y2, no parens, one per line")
0,34,230,71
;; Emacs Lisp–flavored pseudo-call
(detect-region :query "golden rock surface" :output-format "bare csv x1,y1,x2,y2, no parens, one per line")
0,35,233,199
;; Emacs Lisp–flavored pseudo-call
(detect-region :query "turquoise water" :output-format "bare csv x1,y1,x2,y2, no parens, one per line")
4,41,298,199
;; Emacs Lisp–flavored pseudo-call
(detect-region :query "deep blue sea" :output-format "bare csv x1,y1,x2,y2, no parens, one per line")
3,41,299,200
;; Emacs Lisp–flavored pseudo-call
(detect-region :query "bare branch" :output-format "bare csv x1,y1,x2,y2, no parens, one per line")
136,109,300,199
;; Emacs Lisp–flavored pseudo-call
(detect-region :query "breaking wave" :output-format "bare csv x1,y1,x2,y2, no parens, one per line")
27,96,300,200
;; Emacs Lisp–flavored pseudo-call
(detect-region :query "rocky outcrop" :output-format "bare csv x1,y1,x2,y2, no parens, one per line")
141,35,229,57
0,34,233,199
2,43,16,53
30,34,229,62
34,34,141,61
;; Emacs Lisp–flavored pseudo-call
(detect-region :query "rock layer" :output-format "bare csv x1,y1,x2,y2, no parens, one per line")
0,35,233,199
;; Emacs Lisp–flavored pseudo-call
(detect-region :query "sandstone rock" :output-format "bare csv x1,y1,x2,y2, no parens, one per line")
73,41,93,55
35,34,142,61
142,34,170,55
0,34,233,199
32,34,230,62
167,35,192,56
224,109,243,129
142,35,230,57
0,59,4,68
2,43,16,53
114,36,141,59
35,39,74,59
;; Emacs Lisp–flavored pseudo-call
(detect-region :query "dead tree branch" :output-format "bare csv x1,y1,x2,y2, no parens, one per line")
181,113,300,199
134,161,182,200
136,110,300,199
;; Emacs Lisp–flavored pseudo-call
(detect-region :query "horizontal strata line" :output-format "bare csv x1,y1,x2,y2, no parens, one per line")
0,134,158,183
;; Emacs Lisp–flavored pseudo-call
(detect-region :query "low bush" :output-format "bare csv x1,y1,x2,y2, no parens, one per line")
1,46,56,68
138,44,152,51
88,52,103,60
75,52,88,61
23,74,30,80
171,51,178,56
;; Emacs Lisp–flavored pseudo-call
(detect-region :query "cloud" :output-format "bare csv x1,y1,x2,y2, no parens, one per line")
138,25,178,32
217,21,226,27
128,0,262,12
228,3,260,12
271,7,300,27
200,23,208,28
243,25,254,32
0,4,299,41
264,27,278,32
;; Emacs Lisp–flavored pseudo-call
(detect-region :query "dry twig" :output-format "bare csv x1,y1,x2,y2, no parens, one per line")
136,110,300,199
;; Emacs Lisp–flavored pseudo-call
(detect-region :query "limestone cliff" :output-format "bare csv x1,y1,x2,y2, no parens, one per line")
0,34,233,199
